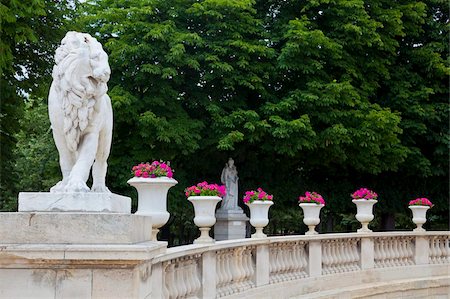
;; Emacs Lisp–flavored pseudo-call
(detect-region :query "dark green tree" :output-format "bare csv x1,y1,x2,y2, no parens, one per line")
0,0,76,210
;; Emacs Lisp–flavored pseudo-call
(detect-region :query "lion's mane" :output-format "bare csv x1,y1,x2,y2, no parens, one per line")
51,32,108,152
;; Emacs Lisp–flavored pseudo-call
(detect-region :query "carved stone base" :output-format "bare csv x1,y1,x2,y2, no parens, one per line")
0,212,152,244
18,192,131,213
214,210,248,241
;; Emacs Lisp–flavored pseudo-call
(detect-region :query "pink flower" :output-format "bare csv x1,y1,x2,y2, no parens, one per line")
299,191,325,205
243,188,273,203
351,188,377,200
409,197,433,207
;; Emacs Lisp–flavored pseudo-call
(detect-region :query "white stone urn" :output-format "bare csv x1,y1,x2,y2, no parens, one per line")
352,199,377,233
409,205,430,232
299,203,324,235
246,200,274,238
127,177,178,240
188,196,222,244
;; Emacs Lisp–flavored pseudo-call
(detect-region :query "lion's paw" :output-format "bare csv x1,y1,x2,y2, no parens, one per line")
50,181,66,193
64,179,90,193
91,185,111,193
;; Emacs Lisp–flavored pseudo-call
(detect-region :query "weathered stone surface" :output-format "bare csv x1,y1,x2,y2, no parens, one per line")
18,192,131,213
0,212,151,244
214,210,248,241
0,242,165,299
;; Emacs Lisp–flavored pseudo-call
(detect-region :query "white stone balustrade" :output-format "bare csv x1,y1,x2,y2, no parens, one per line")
146,231,450,299
429,235,450,264
1,232,449,298
322,237,360,274
374,236,414,268
269,241,308,283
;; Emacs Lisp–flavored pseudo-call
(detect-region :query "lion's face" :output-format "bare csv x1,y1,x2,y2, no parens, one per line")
54,31,110,86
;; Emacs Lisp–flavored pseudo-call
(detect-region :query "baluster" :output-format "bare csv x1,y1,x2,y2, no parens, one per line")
398,239,404,265
217,251,224,294
162,263,171,299
347,240,354,270
327,240,334,273
194,257,202,296
433,238,439,263
238,247,247,289
349,240,357,270
187,259,197,296
329,240,336,273
335,241,342,272
344,241,352,271
290,243,298,276
445,238,450,263
399,239,406,265
441,239,446,263
244,247,253,287
333,240,339,273
301,243,308,276
247,247,256,286
167,263,178,299
290,243,297,277
286,244,294,278
217,252,224,290
275,245,283,279
178,259,188,298
400,238,406,265
388,239,395,266
338,241,346,272
232,248,242,290
392,239,400,266
280,244,288,278
380,238,387,267
337,241,344,272
394,238,400,266
322,241,329,274
438,239,445,263
226,250,234,294
406,238,413,264
374,239,380,267
240,248,249,288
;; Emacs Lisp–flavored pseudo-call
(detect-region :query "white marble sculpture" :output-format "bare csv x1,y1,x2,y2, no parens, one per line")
48,31,113,193
219,158,242,211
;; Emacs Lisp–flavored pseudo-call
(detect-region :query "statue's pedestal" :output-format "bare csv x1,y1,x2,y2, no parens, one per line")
18,192,131,213
0,212,152,244
0,191,165,298
214,209,248,241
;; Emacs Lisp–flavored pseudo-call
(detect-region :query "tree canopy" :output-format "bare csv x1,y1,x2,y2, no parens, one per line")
2,0,448,241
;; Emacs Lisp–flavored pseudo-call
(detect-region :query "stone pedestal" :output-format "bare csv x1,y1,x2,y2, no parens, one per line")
18,192,131,213
0,190,165,298
0,212,152,244
214,210,248,241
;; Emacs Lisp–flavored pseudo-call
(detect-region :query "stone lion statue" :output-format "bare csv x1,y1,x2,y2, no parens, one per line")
49,31,113,193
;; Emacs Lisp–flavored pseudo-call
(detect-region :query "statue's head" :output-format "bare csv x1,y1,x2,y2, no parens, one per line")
228,158,235,167
54,31,111,88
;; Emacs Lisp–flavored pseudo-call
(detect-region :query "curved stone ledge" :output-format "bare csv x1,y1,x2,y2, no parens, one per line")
1,231,448,298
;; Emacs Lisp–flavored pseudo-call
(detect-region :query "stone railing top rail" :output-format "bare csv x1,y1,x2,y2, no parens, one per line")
155,230,450,263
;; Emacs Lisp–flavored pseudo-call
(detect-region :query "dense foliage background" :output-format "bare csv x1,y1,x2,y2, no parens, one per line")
1,0,448,244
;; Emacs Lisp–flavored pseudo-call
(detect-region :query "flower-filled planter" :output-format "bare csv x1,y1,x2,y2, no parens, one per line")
408,198,433,232
298,192,325,235
351,188,378,233
127,161,177,241
186,182,226,244
243,188,274,238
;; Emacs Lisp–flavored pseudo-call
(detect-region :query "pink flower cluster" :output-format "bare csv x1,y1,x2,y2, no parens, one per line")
243,188,273,204
409,198,433,207
132,161,174,178
351,188,377,200
299,191,325,205
185,181,226,198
